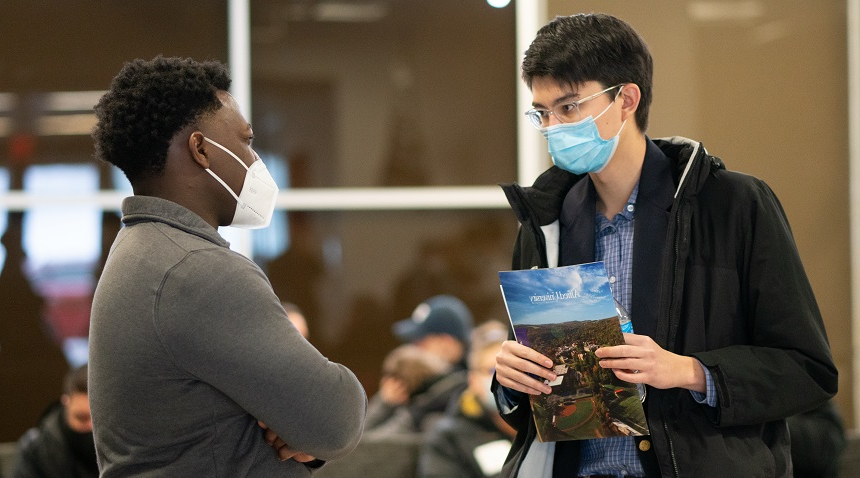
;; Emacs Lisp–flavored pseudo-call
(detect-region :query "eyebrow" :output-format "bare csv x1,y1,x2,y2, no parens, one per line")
532,91,580,109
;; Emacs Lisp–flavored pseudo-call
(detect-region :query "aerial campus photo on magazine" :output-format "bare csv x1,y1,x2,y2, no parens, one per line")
498,262,649,442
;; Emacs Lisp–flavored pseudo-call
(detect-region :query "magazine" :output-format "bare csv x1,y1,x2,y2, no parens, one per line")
498,262,649,442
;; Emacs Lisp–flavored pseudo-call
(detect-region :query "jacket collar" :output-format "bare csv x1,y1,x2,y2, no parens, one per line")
630,139,675,338
651,136,725,199
120,195,230,248
500,166,582,228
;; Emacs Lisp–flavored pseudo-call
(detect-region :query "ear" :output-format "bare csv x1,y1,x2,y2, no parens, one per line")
188,131,211,169
619,84,641,126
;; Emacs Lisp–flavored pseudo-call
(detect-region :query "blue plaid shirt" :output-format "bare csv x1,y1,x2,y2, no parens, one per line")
578,183,717,478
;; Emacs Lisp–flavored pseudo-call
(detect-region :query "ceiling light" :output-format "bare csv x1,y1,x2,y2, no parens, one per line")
313,2,388,22
687,1,764,22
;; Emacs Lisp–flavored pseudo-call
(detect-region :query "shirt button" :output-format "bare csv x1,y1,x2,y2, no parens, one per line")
639,439,651,452
627,204,635,212
609,276,616,284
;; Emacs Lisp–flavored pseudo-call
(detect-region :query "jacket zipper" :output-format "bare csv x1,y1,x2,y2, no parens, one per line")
662,420,680,477
663,156,695,477
663,203,682,478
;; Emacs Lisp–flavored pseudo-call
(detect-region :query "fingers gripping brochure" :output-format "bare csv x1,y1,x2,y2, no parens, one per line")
498,262,649,442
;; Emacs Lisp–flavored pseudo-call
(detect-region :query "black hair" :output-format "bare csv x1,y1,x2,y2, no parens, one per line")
522,14,653,131
64,364,88,395
92,56,232,183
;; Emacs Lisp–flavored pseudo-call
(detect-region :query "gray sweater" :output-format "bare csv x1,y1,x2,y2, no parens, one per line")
89,196,366,477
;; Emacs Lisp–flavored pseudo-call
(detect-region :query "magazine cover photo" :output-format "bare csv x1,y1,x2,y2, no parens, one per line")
499,262,649,442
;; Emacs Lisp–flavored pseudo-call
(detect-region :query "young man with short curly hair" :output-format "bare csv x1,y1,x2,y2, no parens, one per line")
89,56,366,477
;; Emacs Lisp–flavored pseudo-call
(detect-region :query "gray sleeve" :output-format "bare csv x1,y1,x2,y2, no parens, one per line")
155,249,367,460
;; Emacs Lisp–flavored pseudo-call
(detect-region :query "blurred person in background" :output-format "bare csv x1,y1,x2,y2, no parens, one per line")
12,364,97,478
282,301,309,340
392,295,474,370
88,56,365,477
787,400,845,478
392,294,474,372
365,344,453,434
365,295,475,434
418,320,516,478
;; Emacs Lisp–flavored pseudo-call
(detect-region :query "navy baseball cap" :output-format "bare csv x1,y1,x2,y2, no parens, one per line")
392,295,474,345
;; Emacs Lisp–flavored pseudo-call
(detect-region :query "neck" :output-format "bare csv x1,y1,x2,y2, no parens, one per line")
591,133,646,219
133,174,222,230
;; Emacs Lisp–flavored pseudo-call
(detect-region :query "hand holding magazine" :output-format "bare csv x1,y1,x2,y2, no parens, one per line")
498,262,649,442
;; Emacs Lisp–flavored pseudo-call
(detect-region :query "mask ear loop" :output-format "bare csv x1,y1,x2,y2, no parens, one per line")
593,86,628,144
593,87,628,169
613,86,628,136
202,137,245,204
204,137,251,171
204,169,242,203
593,86,624,121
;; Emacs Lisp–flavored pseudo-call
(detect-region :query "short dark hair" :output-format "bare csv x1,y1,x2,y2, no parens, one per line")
522,14,653,132
92,56,232,183
64,364,88,395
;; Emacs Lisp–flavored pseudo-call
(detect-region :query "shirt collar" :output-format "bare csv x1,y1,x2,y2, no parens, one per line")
595,181,639,228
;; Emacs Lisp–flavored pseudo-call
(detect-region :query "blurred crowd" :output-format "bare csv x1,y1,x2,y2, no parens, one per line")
2,293,850,478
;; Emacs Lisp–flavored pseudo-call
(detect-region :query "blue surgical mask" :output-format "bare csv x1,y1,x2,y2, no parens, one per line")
541,90,626,175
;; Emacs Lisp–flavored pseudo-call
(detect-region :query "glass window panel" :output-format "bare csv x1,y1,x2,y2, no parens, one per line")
21,164,101,378
0,167,8,269
22,164,100,271
249,0,518,188
0,0,229,442
261,209,518,393
0,1,227,93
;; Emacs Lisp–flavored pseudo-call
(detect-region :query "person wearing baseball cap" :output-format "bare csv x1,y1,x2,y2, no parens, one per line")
392,294,474,370
365,295,475,435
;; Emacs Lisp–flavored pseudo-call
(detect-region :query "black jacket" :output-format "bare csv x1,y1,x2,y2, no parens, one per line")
11,403,98,478
493,137,837,477
365,370,469,435
418,390,513,478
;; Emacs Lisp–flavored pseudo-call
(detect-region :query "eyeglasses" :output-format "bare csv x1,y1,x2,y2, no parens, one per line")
525,84,624,129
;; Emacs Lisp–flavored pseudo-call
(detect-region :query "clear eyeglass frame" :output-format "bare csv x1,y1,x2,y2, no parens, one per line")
525,84,624,129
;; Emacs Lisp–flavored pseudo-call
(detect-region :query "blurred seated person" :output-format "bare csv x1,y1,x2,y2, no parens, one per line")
417,320,515,478
12,364,97,478
787,399,845,478
365,295,475,434
365,344,453,435
282,301,309,340
392,294,474,371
